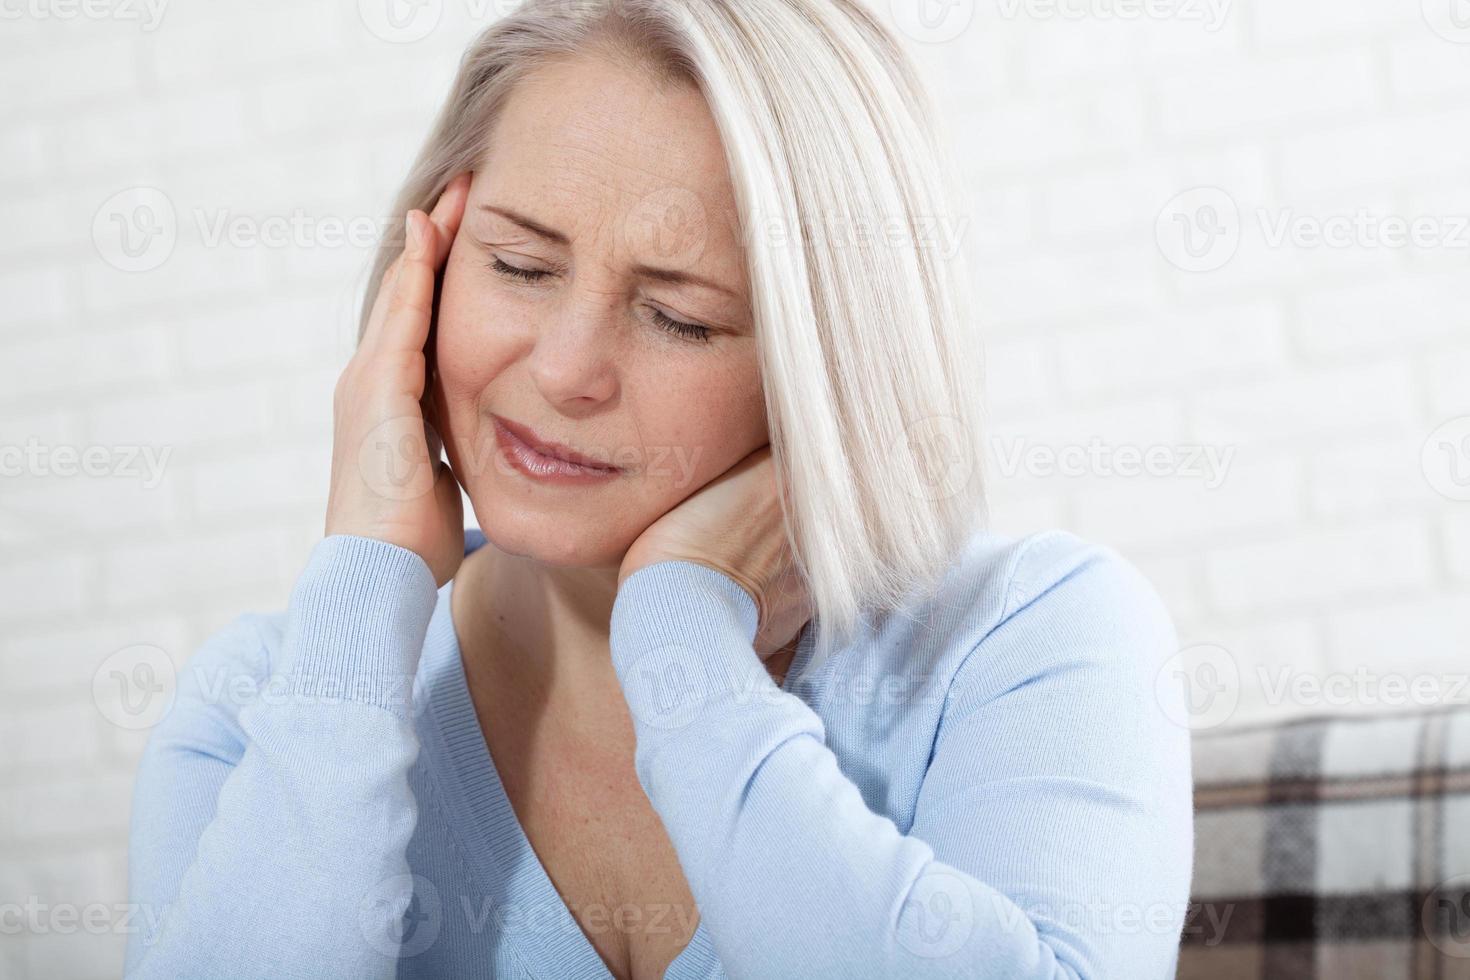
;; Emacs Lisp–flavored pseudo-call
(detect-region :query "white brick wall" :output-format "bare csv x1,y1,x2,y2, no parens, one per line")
2,0,1467,974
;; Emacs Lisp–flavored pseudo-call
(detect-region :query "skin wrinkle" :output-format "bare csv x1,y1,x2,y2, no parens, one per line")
477,202,747,317
470,198,749,332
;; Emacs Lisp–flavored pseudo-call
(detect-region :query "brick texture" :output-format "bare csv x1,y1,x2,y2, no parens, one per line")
2,0,1465,974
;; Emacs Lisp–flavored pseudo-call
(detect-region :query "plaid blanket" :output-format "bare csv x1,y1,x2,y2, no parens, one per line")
1179,705,1470,979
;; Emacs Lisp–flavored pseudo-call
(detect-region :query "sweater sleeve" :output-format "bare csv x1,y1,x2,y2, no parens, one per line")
123,534,441,980
607,534,1195,980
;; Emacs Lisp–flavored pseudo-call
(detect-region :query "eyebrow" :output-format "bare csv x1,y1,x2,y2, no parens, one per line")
478,203,741,300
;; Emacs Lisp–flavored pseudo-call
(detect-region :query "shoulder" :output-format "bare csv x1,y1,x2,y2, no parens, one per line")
918,528,1191,807
930,526,1172,646
964,524,1161,608
934,526,1178,713
992,527,1172,643
836,527,1175,704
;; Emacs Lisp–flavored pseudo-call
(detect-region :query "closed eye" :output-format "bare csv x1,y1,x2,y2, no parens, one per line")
488,256,550,283
648,307,712,343
487,256,714,344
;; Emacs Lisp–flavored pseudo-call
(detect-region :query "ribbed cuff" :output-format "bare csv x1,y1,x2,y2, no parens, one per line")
279,534,439,719
609,560,776,733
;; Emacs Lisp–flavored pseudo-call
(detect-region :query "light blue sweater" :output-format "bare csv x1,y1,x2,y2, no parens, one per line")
124,526,1193,979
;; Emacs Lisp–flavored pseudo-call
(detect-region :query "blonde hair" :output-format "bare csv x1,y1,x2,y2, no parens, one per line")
359,0,987,676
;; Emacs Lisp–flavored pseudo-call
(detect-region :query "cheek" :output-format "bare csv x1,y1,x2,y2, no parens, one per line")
636,357,767,491
433,247,518,402
435,240,765,489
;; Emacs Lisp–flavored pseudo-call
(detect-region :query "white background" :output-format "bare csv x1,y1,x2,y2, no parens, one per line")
1,0,1468,974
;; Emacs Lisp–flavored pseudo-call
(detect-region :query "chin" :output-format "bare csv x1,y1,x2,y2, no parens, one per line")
468,498,632,571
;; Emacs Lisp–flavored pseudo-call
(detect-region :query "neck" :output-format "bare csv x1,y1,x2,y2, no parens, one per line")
452,540,804,718
454,541,628,712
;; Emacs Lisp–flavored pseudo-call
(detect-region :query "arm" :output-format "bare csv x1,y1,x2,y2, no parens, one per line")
124,534,440,980
608,533,1194,979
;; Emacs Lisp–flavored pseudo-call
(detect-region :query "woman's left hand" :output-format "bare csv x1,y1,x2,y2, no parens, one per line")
619,443,812,661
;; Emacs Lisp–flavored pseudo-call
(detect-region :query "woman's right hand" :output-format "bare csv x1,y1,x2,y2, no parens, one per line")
325,171,471,588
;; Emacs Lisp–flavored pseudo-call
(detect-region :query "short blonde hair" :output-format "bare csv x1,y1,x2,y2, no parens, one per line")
360,0,987,674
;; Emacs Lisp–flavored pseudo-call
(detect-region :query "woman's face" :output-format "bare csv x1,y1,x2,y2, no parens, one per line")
432,51,767,569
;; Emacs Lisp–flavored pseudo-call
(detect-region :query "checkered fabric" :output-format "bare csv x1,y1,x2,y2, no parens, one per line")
1179,705,1470,979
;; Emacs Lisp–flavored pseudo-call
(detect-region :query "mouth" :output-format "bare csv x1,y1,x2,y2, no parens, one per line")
491,414,623,482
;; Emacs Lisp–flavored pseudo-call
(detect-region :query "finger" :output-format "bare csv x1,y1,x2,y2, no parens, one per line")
425,171,472,259
421,376,445,465
359,251,406,349
357,209,444,360
362,172,471,356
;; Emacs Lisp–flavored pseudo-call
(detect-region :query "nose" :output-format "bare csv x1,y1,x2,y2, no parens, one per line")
525,279,623,408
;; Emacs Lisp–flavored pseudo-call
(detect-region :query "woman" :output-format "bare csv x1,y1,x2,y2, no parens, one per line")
124,1,1193,977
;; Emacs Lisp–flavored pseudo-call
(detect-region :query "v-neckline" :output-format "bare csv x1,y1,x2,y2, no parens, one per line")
418,530,819,979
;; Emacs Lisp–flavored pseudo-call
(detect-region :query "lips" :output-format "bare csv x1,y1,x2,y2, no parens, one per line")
491,414,620,472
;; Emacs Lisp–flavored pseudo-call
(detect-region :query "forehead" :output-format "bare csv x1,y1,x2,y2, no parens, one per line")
478,52,747,283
